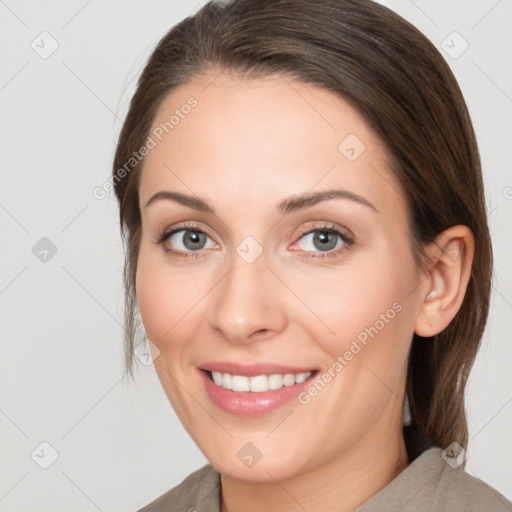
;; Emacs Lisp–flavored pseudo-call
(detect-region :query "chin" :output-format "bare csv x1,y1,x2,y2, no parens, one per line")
208,451,306,482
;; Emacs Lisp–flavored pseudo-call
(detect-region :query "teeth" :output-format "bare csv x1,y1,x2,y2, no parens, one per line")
231,375,250,392
249,375,268,392
210,371,312,392
268,374,283,390
283,373,296,386
212,372,223,386
222,373,232,390
295,372,309,384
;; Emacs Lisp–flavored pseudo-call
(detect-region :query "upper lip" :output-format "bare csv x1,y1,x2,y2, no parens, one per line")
199,361,317,377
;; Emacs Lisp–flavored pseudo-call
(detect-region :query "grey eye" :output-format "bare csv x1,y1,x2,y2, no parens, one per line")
299,230,344,252
169,230,212,251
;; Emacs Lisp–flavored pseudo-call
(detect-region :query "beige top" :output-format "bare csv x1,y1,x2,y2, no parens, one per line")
137,447,511,511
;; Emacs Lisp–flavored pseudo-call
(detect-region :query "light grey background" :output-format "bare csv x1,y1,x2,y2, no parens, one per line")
0,1,511,510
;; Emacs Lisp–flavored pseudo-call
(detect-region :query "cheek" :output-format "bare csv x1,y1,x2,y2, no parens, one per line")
291,244,419,388
135,243,196,351
289,254,418,446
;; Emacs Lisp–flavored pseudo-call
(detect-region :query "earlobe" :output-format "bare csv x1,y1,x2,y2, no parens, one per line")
414,226,474,338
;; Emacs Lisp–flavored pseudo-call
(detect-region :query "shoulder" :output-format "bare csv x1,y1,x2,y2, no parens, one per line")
137,464,221,512
428,449,512,511
431,448,512,512
358,447,512,511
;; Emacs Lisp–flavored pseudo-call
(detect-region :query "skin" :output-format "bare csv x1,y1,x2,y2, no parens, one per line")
135,69,474,512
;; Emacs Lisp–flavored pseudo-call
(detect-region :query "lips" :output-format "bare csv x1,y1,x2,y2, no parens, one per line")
198,362,318,416
200,361,317,377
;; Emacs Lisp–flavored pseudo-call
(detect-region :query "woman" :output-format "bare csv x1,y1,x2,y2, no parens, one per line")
112,0,511,510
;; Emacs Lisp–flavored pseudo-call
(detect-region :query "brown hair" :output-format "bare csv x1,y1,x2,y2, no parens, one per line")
112,0,492,450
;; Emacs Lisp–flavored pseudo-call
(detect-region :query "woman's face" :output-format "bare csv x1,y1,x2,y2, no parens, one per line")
136,70,425,481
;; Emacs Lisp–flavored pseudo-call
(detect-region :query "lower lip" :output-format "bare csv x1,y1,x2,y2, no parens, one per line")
199,369,316,417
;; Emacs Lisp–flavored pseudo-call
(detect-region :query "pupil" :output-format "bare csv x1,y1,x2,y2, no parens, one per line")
315,231,336,251
184,231,205,250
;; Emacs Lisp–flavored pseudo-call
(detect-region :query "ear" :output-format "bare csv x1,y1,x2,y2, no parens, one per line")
414,225,475,337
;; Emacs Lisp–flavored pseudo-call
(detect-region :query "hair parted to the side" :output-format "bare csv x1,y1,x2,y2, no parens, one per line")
112,0,492,451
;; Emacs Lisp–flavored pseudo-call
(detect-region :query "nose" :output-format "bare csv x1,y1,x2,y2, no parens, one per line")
208,248,288,345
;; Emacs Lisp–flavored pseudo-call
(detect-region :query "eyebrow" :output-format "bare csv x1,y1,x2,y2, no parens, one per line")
143,188,378,215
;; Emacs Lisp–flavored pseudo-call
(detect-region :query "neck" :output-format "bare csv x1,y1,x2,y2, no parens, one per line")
220,421,409,512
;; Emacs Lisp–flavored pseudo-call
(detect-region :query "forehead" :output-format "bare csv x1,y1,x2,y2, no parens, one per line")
139,70,405,220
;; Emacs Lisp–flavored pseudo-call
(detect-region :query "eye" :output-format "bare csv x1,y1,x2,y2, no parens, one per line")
169,229,214,251
154,223,217,259
291,224,354,259
154,222,354,260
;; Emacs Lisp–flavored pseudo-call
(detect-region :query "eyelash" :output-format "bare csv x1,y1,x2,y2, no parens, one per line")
153,222,355,261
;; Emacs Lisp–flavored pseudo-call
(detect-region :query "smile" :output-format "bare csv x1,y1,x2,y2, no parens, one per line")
199,364,318,417
210,371,312,392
